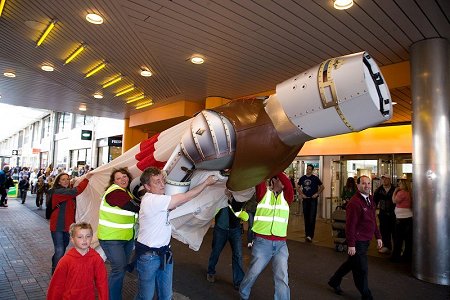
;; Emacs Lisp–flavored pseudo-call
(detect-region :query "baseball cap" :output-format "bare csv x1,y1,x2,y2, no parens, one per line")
381,174,391,179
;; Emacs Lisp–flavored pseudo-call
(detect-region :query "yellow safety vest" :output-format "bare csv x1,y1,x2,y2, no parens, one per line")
252,189,289,237
98,184,137,240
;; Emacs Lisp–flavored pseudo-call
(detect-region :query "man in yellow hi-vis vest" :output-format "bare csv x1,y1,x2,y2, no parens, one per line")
240,173,294,300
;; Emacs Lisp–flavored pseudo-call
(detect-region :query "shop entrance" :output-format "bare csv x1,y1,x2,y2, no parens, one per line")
329,154,412,217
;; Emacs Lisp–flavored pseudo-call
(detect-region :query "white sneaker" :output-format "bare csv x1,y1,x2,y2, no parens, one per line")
378,247,390,254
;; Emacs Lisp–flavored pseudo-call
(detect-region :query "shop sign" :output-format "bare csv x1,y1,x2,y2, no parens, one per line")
81,130,93,140
108,136,122,147
12,150,18,156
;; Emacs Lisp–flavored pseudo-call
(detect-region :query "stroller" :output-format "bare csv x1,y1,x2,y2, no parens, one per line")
331,205,347,252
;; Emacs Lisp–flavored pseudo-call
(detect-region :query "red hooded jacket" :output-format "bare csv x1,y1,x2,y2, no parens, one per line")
47,247,108,300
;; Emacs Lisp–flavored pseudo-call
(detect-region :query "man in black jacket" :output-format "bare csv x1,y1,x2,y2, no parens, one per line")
373,174,396,254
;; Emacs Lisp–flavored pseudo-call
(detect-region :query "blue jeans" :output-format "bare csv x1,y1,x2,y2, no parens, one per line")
99,239,134,300
51,231,70,274
207,226,244,286
302,198,318,238
247,212,255,244
239,236,290,300
136,252,173,300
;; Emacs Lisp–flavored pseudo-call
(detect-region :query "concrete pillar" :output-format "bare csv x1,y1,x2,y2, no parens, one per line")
410,38,450,285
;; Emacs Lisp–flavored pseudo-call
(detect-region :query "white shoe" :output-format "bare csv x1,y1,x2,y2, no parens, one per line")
378,247,390,254
247,242,253,249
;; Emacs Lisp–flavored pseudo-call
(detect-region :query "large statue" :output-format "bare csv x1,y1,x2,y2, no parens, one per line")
76,51,392,251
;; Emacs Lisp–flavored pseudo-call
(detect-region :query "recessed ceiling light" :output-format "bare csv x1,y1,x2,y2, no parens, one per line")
334,0,353,10
190,56,205,64
4,72,15,78
79,103,87,111
86,13,103,24
41,65,54,72
140,69,152,77
93,93,103,99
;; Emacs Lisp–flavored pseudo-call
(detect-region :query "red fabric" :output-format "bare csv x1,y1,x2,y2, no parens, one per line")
47,247,108,300
49,179,89,232
105,189,133,208
255,172,294,241
345,192,382,247
135,134,160,161
135,134,166,171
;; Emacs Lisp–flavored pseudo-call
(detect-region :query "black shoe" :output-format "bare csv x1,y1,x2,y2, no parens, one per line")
328,280,343,295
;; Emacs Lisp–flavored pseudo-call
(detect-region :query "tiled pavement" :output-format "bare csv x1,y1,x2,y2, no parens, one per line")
1,193,449,300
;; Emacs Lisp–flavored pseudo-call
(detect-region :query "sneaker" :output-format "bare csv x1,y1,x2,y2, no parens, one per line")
378,247,390,254
247,242,253,249
306,236,312,243
206,274,215,283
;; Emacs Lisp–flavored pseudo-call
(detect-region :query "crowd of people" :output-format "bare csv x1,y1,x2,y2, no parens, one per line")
1,162,414,299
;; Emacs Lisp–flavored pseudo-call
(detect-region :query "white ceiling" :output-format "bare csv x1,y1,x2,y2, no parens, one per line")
0,0,448,121
0,103,49,141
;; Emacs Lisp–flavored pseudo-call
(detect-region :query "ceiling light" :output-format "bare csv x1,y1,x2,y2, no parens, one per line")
85,62,106,78
190,55,205,64
36,20,57,47
86,13,103,24
126,94,145,104
136,101,153,110
0,0,7,17
93,93,103,99
140,69,152,77
65,44,85,64
79,103,87,111
115,86,135,97
3,72,15,78
392,102,397,105
41,65,54,72
334,0,353,10
102,76,122,88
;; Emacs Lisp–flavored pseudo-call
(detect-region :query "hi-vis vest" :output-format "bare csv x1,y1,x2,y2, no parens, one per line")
252,189,289,237
98,184,137,240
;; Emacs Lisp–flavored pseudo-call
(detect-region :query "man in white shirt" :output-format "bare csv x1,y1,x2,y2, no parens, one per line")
135,167,218,300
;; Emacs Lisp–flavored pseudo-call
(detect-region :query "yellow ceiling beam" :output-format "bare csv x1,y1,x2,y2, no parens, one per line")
380,61,410,89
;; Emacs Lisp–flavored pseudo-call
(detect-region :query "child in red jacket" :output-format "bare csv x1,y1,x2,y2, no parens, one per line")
47,222,108,300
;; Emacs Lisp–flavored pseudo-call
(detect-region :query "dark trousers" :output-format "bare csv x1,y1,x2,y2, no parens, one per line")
20,189,27,203
207,226,244,287
36,192,44,207
0,187,7,205
329,240,372,299
302,198,318,238
392,217,413,261
378,212,395,249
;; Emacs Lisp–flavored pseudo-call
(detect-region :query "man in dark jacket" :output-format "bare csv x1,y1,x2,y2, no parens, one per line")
0,166,11,207
206,190,245,290
328,175,382,300
373,174,396,254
